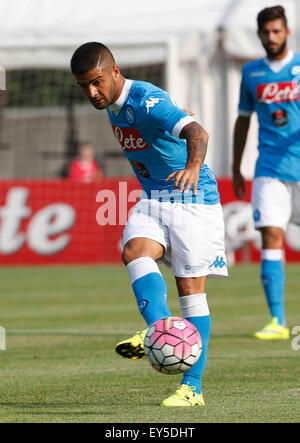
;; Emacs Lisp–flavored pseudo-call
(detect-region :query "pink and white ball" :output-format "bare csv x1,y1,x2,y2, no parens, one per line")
144,317,202,375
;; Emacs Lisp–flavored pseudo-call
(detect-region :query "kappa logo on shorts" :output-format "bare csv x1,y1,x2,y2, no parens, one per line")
209,257,227,270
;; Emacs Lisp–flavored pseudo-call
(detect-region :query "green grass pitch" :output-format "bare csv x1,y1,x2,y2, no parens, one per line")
0,264,299,423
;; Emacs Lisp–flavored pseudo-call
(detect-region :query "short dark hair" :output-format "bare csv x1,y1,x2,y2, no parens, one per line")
257,5,288,30
70,42,115,75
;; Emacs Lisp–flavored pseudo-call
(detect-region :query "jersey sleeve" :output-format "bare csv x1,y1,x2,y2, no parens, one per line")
142,91,195,138
238,66,254,116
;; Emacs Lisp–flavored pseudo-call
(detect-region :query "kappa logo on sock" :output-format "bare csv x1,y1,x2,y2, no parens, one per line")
262,276,271,286
253,209,261,222
138,300,148,313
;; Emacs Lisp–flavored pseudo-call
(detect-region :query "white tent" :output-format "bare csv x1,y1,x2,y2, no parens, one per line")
0,0,298,177
0,0,298,67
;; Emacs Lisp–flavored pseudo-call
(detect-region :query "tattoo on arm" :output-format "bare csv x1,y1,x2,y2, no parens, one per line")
180,121,209,168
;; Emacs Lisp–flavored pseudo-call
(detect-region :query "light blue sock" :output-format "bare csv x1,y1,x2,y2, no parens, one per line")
179,294,211,395
261,249,285,326
127,257,171,327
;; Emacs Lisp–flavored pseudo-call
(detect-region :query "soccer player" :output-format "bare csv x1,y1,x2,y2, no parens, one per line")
233,5,300,340
71,42,227,406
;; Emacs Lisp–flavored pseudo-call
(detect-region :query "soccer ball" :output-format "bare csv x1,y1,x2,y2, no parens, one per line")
144,317,202,375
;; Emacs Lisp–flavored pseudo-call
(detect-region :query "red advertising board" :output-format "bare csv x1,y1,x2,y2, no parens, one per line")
0,179,136,265
0,178,299,265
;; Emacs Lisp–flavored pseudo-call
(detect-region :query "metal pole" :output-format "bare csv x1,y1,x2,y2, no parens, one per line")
166,36,178,97
295,0,300,52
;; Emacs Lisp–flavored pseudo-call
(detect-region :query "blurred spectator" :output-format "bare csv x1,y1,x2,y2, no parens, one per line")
69,142,103,182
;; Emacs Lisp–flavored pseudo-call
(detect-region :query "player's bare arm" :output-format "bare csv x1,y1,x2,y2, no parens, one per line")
166,121,208,195
232,115,251,200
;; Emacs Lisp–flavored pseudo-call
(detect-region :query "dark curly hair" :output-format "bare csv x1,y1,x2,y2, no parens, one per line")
257,5,288,30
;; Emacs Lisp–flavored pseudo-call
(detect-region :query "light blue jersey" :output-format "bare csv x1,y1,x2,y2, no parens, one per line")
107,79,220,204
238,51,300,182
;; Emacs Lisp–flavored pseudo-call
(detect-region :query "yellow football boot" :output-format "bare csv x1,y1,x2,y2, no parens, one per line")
254,318,290,340
115,329,148,359
160,384,205,407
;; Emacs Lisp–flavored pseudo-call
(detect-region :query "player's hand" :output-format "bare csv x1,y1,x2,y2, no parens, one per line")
233,170,246,200
166,166,200,196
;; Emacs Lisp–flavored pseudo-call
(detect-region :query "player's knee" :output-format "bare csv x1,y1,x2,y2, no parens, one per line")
121,243,147,265
176,277,206,297
122,239,164,265
122,246,135,265
260,227,284,249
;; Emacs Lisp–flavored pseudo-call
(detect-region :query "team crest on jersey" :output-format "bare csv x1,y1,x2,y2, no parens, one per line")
124,105,136,125
291,66,300,76
145,97,165,114
112,125,149,151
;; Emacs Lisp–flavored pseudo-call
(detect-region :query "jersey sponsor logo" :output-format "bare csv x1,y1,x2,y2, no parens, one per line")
272,109,288,127
112,125,149,151
257,81,299,104
145,97,165,113
131,161,151,178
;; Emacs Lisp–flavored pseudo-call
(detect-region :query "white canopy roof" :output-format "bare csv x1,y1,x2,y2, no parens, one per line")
0,0,298,69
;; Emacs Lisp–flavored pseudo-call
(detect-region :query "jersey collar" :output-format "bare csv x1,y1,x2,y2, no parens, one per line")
109,79,133,115
264,50,294,73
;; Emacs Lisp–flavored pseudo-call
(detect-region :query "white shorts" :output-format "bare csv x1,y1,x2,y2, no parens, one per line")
252,176,300,230
122,199,228,278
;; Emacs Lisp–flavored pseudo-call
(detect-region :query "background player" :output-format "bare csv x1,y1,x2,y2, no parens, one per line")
71,42,227,406
69,142,103,182
232,5,300,340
